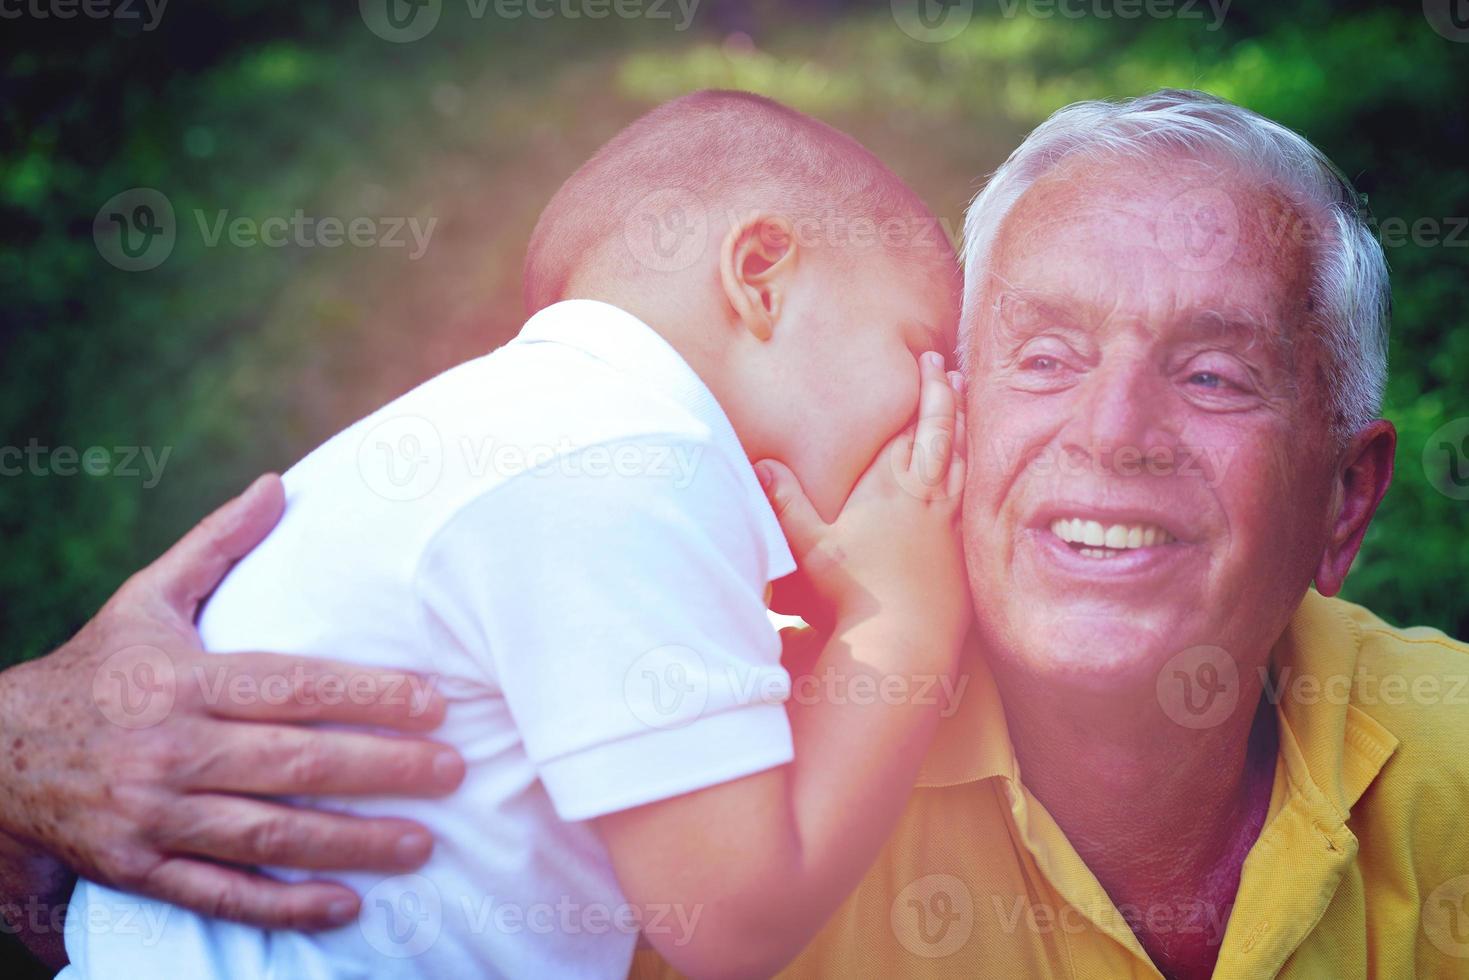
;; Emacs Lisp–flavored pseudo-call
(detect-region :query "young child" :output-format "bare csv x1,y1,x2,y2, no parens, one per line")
62,90,970,979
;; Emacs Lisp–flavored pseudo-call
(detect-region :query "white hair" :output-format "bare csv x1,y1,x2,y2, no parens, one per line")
960,89,1390,438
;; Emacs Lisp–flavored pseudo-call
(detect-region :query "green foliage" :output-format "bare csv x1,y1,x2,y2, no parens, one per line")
3,0,1465,665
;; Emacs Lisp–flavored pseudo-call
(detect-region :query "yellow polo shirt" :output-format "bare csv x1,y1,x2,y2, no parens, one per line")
629,590,1469,979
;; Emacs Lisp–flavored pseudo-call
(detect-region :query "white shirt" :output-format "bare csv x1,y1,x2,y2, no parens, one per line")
62,300,797,979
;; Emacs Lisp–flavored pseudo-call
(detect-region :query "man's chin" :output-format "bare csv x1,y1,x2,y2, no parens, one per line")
980,603,1186,693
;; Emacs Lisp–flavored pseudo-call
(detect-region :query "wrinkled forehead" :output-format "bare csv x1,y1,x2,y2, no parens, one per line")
962,151,1321,353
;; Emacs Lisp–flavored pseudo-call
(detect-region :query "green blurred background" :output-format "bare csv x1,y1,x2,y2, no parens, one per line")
3,0,1467,666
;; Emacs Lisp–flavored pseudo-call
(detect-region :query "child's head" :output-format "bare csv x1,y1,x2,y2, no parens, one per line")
525,90,960,520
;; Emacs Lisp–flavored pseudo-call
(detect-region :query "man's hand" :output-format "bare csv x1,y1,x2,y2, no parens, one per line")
0,474,467,941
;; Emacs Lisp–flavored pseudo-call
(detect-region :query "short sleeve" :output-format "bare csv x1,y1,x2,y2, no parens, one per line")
413,435,793,822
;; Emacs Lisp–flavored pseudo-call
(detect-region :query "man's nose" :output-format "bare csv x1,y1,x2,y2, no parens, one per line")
1059,356,1178,475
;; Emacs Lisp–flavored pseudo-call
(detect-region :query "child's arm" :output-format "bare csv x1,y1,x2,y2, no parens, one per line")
595,358,970,979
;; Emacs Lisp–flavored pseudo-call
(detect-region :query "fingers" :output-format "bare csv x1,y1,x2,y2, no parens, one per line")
954,403,968,462
147,474,287,615
946,449,967,502
177,724,465,798
910,353,958,490
152,794,436,873
946,369,966,402
756,460,828,561
139,856,364,931
198,653,447,732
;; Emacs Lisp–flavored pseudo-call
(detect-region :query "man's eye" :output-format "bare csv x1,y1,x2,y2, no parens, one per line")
1023,355,1060,372
1188,371,1226,389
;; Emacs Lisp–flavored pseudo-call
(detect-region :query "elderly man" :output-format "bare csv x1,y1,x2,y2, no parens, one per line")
3,90,1465,979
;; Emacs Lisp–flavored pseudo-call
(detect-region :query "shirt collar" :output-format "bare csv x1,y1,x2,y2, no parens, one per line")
1265,588,1399,822
916,592,1402,975
511,299,795,581
915,589,1399,815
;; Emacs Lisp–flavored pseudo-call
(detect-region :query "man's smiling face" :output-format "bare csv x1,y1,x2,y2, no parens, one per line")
961,152,1344,690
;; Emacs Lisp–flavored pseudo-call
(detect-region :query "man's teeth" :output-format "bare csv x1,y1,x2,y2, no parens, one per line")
1049,518,1175,553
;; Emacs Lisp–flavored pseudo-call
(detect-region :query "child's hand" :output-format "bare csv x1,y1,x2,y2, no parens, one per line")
756,352,971,658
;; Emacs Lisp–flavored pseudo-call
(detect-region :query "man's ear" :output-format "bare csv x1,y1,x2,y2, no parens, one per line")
1315,419,1396,596
720,213,797,342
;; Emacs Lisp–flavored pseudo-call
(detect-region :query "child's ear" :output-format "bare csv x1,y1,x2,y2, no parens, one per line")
720,213,797,342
